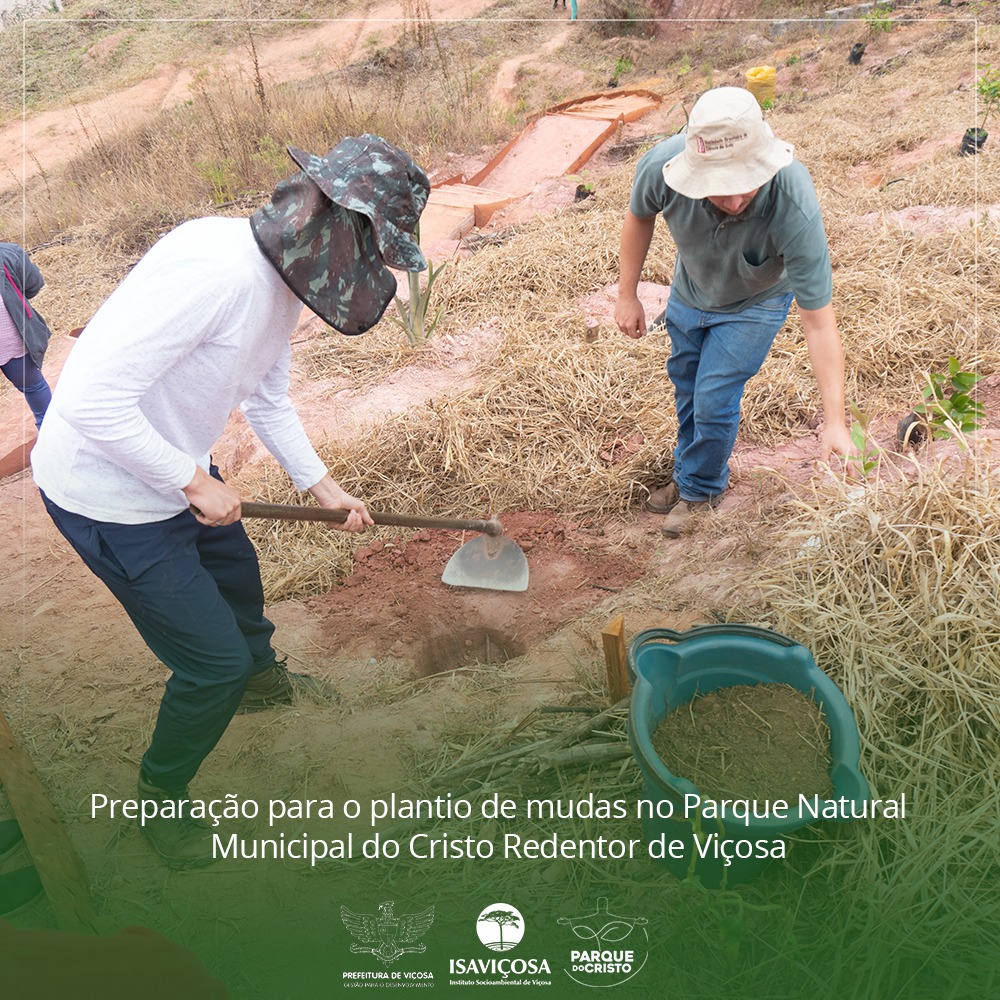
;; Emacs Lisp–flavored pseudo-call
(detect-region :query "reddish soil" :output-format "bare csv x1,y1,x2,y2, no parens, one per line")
322,511,648,674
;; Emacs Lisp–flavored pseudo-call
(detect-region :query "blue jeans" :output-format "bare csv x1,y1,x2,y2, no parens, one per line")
1,353,51,429
660,291,794,501
40,469,278,790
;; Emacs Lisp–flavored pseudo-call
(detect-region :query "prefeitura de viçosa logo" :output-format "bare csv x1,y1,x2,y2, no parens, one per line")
338,900,437,989
557,897,649,988
340,899,436,964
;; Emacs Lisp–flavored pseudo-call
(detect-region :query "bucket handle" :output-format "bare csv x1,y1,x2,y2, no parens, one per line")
632,624,798,648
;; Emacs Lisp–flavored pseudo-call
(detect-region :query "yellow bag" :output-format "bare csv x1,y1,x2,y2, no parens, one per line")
745,65,777,107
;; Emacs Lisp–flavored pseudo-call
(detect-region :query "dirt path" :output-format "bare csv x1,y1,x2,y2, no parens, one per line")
490,24,573,105
0,0,496,189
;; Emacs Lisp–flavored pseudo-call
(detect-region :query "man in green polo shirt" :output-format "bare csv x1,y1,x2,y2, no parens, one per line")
615,86,852,537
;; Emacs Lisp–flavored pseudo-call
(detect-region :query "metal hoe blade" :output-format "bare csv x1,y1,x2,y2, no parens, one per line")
237,501,529,593
441,535,529,593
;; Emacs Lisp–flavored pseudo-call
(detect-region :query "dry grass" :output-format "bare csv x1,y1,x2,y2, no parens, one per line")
17,21,995,610
0,2,357,118
346,453,1000,997
727,452,1000,992
1,15,519,243
268,25,1000,994
238,20,1000,597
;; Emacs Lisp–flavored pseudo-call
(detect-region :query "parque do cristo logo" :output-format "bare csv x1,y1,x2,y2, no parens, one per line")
557,897,649,988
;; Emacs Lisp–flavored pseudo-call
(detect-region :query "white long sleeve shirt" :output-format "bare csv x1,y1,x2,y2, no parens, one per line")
32,217,329,523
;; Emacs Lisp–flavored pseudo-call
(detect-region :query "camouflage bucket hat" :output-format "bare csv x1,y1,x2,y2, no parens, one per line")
250,134,430,335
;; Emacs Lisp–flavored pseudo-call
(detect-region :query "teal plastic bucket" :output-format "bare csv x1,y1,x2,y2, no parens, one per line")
627,625,869,887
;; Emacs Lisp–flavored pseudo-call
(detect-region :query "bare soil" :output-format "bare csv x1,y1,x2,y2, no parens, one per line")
651,683,833,802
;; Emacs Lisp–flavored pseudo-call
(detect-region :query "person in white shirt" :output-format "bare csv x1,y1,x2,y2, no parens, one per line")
31,135,429,869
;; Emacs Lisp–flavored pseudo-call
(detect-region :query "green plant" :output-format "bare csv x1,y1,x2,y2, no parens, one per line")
759,97,774,111
975,64,1000,131
862,3,893,35
251,135,289,178
393,227,447,346
848,402,881,477
914,357,984,443
568,172,595,199
195,158,238,205
609,55,634,86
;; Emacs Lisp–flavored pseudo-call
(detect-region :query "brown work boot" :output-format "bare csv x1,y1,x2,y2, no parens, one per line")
645,481,680,514
239,657,337,712
137,775,216,870
660,498,719,538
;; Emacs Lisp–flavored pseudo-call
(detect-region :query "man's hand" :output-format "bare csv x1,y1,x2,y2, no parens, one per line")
821,420,867,481
615,295,647,339
183,467,242,527
308,474,374,533
820,421,854,466
798,303,856,473
616,211,657,340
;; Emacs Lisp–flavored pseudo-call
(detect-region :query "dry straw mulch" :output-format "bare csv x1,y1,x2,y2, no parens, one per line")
736,451,1000,986
240,73,999,601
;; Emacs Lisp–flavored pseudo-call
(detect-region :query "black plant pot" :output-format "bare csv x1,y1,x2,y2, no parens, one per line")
896,411,928,450
959,127,988,156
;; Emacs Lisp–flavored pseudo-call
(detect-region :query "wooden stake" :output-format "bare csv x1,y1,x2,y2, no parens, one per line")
601,614,630,703
0,705,102,932
0,435,35,481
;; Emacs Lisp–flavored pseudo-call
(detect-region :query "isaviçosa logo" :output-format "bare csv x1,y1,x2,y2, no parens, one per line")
476,902,525,951
449,902,552,985
557,897,649,988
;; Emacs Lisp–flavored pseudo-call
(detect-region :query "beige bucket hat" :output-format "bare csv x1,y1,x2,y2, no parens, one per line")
662,87,794,199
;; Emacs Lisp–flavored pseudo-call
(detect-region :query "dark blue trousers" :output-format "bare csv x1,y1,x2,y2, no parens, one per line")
1,353,51,429
40,478,277,790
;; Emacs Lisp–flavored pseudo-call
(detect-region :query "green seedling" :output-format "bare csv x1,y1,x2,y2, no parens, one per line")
568,172,595,198
195,158,238,206
975,64,1000,131
608,55,634,88
393,226,447,346
848,402,881,478
863,3,893,34
914,356,984,444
